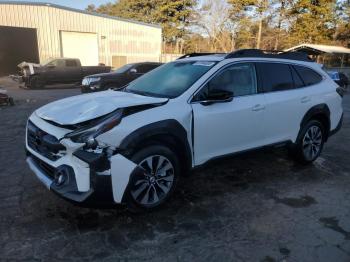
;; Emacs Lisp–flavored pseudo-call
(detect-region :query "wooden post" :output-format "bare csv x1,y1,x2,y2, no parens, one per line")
257,19,263,49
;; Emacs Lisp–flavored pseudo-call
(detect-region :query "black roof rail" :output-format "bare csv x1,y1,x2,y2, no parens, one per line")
225,49,313,62
177,53,224,60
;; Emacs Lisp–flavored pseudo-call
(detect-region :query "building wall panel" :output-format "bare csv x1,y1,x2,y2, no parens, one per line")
0,3,162,66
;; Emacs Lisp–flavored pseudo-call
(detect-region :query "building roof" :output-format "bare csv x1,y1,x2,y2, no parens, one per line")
0,1,162,29
285,44,350,55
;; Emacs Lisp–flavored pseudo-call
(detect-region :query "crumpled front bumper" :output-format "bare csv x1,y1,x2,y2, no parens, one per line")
26,149,138,206
25,114,137,206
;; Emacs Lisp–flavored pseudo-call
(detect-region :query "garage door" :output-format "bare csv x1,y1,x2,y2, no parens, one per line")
60,31,99,66
0,26,39,76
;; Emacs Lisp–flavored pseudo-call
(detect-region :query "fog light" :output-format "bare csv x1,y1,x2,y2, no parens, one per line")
54,171,66,186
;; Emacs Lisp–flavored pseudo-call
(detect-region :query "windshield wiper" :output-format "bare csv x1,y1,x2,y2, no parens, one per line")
125,89,152,97
112,84,129,91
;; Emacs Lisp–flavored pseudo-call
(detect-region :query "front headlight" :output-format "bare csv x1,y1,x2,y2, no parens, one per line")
64,109,123,144
82,77,101,86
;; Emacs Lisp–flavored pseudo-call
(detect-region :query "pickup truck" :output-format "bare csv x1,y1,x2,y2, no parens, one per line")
18,58,111,89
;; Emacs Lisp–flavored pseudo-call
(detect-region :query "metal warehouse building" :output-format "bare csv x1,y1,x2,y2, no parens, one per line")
0,2,162,75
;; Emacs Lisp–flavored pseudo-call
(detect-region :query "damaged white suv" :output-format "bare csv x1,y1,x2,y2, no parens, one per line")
26,49,343,211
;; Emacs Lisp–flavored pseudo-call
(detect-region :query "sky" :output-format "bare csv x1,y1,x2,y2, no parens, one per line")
1,0,112,10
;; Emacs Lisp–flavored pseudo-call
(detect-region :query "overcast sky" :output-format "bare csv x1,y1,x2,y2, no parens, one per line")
1,0,111,10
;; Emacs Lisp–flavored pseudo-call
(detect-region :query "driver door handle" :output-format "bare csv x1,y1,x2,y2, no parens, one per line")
252,104,265,112
301,96,311,103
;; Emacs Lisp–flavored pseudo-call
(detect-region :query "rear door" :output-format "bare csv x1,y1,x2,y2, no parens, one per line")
256,62,313,144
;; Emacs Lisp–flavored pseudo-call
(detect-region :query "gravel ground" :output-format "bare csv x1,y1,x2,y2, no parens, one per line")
1,77,350,262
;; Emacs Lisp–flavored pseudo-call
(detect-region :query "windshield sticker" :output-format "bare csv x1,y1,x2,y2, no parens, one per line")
193,62,215,67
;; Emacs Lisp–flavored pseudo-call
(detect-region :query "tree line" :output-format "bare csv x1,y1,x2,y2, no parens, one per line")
87,0,350,54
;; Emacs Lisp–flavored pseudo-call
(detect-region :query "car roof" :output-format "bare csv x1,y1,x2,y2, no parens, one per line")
177,49,314,64
178,54,226,62
177,55,319,66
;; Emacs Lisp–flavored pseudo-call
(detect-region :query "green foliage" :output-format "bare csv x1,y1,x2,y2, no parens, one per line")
288,0,337,45
89,0,196,43
88,0,350,53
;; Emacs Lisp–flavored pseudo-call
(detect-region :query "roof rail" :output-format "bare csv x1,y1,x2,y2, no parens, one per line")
225,49,313,62
177,53,224,60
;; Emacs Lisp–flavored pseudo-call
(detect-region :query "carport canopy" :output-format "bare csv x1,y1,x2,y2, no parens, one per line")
285,44,350,56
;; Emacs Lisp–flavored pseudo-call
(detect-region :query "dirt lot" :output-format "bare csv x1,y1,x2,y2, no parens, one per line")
1,77,350,261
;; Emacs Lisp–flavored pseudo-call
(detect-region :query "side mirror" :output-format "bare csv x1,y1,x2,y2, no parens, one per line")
47,64,56,69
200,89,233,106
129,68,137,74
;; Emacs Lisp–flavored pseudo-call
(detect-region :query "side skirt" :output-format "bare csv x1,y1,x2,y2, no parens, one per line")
192,140,292,171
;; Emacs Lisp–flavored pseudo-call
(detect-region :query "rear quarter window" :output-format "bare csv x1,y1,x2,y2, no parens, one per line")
293,65,323,86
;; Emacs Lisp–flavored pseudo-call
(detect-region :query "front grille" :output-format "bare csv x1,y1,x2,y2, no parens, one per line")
30,153,56,179
27,120,64,161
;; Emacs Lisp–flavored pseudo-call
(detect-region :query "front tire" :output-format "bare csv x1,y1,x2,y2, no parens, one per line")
125,145,180,212
292,120,325,164
28,76,44,89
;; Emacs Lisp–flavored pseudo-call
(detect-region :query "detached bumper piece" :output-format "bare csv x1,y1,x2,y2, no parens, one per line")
26,153,114,206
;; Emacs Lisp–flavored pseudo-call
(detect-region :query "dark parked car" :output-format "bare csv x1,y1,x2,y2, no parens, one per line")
80,62,163,93
327,71,349,89
19,58,111,89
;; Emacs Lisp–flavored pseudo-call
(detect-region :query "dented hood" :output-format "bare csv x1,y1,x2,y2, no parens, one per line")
35,90,168,125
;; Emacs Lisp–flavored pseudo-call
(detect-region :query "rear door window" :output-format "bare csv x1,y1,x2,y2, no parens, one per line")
256,63,294,92
293,65,323,86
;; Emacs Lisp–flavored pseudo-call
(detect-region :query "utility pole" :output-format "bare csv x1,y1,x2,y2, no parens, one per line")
257,19,263,49
256,0,268,49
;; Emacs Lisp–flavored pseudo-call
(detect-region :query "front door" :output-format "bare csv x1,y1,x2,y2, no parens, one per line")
44,59,67,84
191,62,266,165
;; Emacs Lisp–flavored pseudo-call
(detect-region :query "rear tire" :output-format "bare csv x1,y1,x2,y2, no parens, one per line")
125,144,180,212
291,120,325,164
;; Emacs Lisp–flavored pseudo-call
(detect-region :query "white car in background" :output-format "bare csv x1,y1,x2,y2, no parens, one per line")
25,49,343,211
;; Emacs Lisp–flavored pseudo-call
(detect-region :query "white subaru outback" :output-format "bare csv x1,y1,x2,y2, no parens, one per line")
26,49,343,211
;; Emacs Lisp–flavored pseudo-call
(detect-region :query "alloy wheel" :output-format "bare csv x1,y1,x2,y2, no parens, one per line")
131,155,175,206
302,125,323,161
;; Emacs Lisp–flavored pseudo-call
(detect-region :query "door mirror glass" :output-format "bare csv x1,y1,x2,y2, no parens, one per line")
200,89,233,106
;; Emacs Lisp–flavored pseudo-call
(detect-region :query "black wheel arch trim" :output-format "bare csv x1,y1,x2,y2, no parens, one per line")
118,119,192,172
300,103,331,139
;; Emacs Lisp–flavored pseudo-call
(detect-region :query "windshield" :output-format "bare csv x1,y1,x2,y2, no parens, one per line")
125,61,216,98
113,64,134,73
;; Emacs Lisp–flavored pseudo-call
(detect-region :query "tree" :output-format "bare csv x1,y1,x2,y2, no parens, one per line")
88,0,196,49
287,0,337,45
334,0,350,47
193,0,236,52
227,0,278,49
